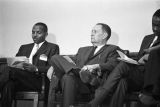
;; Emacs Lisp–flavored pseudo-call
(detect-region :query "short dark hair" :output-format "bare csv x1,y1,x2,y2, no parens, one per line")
34,22,48,33
96,23,111,40
153,9,160,17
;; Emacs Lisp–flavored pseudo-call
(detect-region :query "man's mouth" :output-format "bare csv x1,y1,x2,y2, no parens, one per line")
33,38,37,41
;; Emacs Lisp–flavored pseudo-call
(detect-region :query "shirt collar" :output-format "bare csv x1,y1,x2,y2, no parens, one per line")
34,41,45,48
96,44,105,49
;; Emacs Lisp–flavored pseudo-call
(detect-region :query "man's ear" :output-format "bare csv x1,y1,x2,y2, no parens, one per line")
103,32,108,39
45,33,48,38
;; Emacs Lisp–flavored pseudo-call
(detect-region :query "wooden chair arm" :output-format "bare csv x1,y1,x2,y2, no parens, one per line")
128,52,138,58
0,58,7,64
127,52,139,61
122,50,138,60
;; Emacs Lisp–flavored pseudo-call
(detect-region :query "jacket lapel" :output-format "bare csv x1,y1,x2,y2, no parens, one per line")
83,47,95,65
89,45,107,59
147,35,156,47
32,41,48,65
35,41,48,56
27,44,34,58
91,45,106,58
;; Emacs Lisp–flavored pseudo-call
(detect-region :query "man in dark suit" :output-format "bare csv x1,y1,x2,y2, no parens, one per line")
47,23,121,107
1,22,59,107
139,48,160,106
139,9,160,105
90,9,160,107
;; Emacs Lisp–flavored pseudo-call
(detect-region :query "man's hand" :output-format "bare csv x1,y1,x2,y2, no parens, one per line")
81,64,101,76
23,63,37,72
79,64,101,85
138,54,149,65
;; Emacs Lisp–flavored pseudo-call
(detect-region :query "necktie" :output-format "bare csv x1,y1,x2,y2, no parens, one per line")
29,44,39,64
152,37,160,47
89,46,97,58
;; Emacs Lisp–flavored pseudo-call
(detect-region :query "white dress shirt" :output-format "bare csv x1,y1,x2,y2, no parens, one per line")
150,36,158,47
94,45,105,55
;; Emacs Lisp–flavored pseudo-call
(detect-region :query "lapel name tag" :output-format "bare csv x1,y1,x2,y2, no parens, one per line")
39,54,48,61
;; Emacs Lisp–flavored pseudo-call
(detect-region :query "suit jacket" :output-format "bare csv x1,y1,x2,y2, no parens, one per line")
72,44,120,74
16,41,59,73
140,35,160,94
138,34,156,59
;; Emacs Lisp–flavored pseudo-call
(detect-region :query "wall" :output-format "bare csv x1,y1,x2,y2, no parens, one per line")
0,2,3,56
0,0,160,56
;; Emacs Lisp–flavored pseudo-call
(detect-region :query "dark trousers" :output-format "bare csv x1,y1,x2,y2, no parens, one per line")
48,55,90,107
1,67,42,107
88,62,144,107
0,64,9,91
48,55,144,107
62,73,91,107
143,49,160,98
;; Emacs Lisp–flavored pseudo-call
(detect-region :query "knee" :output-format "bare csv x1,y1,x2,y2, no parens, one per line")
113,62,129,77
50,55,61,62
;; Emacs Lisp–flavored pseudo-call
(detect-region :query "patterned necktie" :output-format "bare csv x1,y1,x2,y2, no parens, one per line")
89,46,97,58
29,44,39,64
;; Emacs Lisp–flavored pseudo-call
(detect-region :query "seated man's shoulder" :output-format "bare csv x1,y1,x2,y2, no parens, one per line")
47,42,59,48
20,43,34,48
106,44,120,50
145,34,155,38
79,46,92,50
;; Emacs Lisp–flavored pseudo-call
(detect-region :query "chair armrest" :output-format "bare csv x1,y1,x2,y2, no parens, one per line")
68,55,75,59
122,50,138,60
0,58,7,64
128,52,139,60
128,52,138,57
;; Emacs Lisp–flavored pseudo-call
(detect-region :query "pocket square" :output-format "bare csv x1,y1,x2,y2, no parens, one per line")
39,54,48,61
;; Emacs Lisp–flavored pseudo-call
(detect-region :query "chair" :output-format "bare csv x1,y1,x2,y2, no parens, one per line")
53,91,93,107
0,57,49,107
14,72,49,107
0,58,8,100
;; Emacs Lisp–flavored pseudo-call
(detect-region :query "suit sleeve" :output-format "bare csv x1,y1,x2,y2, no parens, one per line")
138,36,147,59
99,47,120,74
48,45,60,62
16,45,23,56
